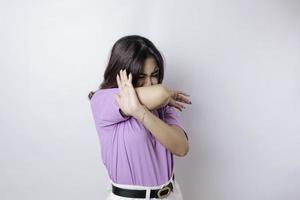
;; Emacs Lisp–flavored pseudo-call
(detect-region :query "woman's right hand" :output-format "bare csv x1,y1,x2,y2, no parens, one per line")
115,69,144,117
164,86,192,112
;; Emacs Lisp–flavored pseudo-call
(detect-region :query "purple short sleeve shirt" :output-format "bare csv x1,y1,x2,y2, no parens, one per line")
90,88,188,186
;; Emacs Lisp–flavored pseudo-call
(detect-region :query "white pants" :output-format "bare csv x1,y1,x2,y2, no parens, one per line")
105,176,183,200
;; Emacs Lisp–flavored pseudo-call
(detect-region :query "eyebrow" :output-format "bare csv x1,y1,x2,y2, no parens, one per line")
140,68,159,75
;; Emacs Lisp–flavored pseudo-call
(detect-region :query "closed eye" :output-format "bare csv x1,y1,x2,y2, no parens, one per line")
139,73,159,79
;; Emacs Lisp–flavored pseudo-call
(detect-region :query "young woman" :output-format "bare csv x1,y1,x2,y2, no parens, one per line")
88,35,192,199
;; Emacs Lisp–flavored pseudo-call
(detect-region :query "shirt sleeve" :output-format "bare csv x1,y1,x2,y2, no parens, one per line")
90,88,131,127
162,105,189,140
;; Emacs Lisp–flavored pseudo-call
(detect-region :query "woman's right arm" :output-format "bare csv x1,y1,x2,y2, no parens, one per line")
134,84,170,111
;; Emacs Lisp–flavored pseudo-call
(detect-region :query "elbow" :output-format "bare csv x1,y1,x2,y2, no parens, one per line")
180,144,189,157
175,142,189,157
169,125,190,157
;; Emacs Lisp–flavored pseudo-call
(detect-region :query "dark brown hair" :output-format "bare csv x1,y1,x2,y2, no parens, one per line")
88,35,165,100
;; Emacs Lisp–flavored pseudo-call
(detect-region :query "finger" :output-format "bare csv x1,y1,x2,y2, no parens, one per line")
122,69,127,82
170,101,183,112
121,69,128,88
175,102,186,109
118,70,122,88
120,69,124,82
123,70,129,88
175,105,182,112
123,69,128,81
176,90,190,97
177,95,192,104
116,74,122,88
128,73,133,85
118,73,125,92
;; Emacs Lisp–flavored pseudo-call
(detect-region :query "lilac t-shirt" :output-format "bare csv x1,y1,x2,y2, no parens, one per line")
90,88,188,187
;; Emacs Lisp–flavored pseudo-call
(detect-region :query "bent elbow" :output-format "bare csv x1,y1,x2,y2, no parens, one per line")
176,143,189,157
181,145,189,157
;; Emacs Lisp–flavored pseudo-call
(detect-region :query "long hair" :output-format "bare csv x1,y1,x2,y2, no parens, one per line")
88,35,165,100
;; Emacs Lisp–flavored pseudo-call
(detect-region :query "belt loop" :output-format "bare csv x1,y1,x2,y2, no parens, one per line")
145,188,151,199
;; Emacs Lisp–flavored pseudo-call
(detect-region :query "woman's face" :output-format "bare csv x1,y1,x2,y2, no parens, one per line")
136,57,159,87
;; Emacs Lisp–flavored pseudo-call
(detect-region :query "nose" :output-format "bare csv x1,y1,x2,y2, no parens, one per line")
144,77,153,87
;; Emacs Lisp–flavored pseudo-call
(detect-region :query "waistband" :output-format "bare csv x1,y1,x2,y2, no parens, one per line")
109,171,175,190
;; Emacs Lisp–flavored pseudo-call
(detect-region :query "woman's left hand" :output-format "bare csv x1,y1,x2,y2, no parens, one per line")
115,69,144,117
166,86,192,112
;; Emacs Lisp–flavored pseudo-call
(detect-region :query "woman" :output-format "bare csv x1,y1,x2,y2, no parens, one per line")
88,35,192,199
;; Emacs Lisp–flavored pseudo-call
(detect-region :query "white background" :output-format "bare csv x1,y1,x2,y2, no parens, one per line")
1,0,299,199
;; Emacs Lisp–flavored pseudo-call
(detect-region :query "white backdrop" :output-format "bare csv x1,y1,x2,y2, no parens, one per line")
1,0,299,200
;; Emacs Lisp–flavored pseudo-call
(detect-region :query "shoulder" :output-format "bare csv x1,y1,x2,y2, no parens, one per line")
94,87,119,96
90,88,120,112
91,88,119,102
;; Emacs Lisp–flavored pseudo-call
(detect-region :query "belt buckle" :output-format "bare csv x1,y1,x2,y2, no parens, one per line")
157,186,171,199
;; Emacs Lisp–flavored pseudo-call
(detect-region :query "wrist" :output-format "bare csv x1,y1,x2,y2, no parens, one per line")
133,105,147,122
162,85,172,107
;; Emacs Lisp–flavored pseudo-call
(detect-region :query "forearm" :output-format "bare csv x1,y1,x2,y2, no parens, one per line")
135,84,170,111
134,105,189,156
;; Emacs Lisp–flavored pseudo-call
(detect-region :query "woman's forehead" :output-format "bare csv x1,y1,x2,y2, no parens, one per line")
142,58,158,73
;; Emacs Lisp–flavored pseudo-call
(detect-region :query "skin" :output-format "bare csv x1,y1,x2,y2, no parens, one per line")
137,57,192,111
135,84,171,111
114,57,192,156
136,57,160,87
